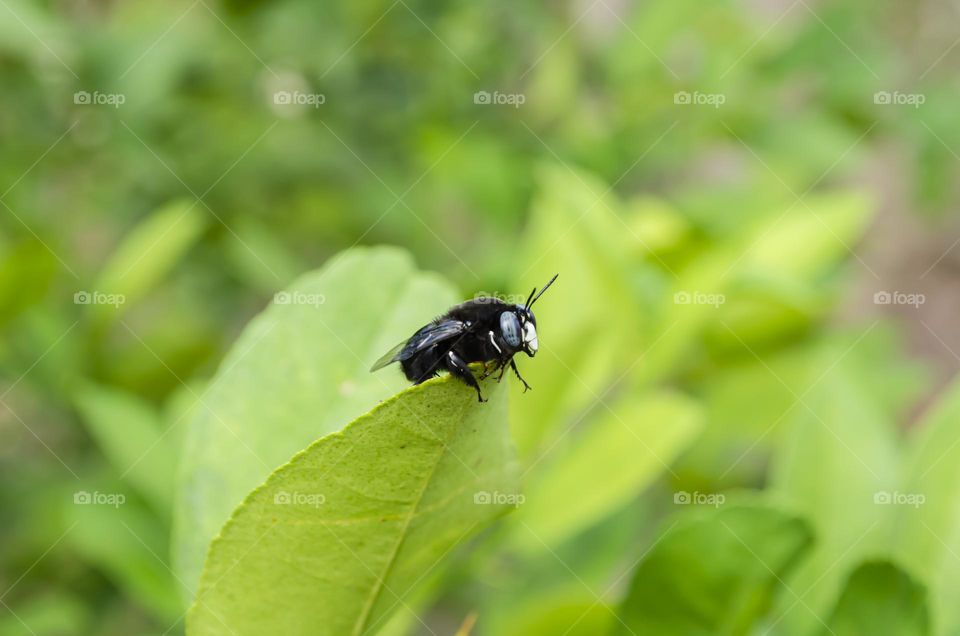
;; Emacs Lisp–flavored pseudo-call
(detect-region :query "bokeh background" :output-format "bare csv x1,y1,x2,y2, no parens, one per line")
3,0,960,634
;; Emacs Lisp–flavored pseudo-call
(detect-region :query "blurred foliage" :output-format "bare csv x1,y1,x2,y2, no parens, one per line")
2,0,959,634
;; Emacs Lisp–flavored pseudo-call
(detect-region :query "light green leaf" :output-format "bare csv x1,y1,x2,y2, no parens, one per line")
222,216,306,292
73,382,177,516
95,200,206,314
0,592,88,636
187,376,517,636
661,190,874,367
65,488,181,621
768,358,899,635
892,378,960,635
491,592,613,636
740,191,872,280
818,561,929,636
513,390,703,551
0,239,57,328
612,504,813,636
677,346,816,488
174,247,459,600
512,164,641,455
623,195,691,256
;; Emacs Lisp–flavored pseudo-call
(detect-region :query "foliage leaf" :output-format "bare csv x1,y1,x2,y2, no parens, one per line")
94,200,206,316
892,378,960,634
187,376,517,636
512,389,703,551
818,560,929,636
73,382,177,516
65,487,181,621
612,504,813,636
739,191,872,280
173,246,458,599
511,164,642,455
769,356,899,634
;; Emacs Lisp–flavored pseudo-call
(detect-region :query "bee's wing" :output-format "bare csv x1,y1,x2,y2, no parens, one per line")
369,340,409,372
369,320,468,372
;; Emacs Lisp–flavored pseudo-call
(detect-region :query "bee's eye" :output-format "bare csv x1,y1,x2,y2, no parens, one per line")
499,312,521,347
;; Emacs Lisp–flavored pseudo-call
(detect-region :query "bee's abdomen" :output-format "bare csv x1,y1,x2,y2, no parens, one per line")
401,346,443,384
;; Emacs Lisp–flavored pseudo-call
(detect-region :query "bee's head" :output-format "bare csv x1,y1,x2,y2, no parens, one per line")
499,274,557,358
500,305,537,357
499,308,538,357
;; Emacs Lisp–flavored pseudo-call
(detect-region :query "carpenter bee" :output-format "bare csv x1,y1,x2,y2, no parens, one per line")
370,274,558,402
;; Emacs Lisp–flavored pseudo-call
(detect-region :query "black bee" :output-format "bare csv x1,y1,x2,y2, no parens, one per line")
370,274,558,402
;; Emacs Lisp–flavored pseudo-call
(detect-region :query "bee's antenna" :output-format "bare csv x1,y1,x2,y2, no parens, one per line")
526,273,559,309
524,287,537,308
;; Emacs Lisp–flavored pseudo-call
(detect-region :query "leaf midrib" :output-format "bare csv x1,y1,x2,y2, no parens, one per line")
350,393,471,636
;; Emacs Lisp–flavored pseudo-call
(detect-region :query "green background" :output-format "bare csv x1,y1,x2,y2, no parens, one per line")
2,0,960,634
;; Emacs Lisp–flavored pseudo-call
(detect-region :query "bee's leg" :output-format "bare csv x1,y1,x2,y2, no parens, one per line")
495,360,508,382
479,359,498,380
510,359,532,392
446,350,486,402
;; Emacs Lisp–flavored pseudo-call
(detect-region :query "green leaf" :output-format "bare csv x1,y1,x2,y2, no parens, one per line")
222,216,306,293
174,247,458,600
769,358,899,634
186,376,517,636
512,390,703,551
65,487,181,621
739,191,873,281
0,592,88,636
511,164,641,455
677,346,816,488
612,504,813,636
0,239,57,328
94,199,206,315
72,382,177,516
491,593,614,636
819,561,929,636
892,378,960,635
